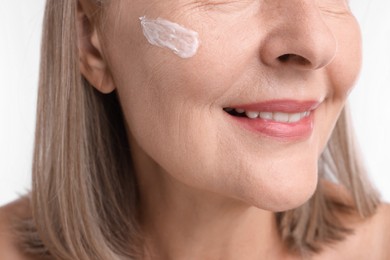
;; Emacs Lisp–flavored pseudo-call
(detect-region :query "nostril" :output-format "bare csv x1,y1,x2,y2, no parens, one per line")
278,54,311,67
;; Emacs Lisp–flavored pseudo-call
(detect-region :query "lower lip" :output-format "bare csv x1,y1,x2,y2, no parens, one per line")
226,112,315,141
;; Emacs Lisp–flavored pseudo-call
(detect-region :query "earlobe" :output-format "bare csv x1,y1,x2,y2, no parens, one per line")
77,1,115,94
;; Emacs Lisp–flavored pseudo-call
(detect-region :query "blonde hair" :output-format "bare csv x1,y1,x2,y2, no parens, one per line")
20,0,380,259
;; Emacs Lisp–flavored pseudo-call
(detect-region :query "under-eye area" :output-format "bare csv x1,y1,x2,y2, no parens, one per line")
223,107,311,123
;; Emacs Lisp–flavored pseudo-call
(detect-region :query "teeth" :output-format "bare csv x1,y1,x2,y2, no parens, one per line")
259,112,273,120
288,113,301,123
225,108,311,123
245,111,260,119
273,112,289,123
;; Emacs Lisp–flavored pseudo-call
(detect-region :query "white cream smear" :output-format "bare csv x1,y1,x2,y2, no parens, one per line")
139,16,200,59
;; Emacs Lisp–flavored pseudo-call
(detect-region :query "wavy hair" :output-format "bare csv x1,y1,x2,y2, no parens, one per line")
19,0,380,259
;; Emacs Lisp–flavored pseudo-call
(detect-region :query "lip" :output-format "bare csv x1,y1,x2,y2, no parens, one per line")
224,100,321,141
231,100,321,113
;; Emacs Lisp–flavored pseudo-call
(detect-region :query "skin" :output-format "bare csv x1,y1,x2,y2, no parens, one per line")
0,0,389,259
76,0,381,258
83,0,361,213
86,0,357,208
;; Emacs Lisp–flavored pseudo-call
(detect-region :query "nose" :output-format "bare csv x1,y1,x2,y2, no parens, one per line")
260,0,337,70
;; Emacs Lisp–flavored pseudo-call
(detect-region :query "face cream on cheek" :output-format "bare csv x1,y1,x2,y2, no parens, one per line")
139,16,200,59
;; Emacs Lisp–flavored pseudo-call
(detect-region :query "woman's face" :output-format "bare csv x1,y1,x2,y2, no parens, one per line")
99,0,360,211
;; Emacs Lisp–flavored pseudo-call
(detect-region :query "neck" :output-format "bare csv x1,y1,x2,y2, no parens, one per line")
130,139,288,260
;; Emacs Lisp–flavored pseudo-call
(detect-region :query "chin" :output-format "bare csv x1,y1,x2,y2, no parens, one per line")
233,162,319,212
267,181,318,212
250,183,318,213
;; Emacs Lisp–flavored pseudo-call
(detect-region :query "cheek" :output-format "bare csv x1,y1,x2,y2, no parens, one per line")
313,18,362,153
100,4,362,212
328,18,362,99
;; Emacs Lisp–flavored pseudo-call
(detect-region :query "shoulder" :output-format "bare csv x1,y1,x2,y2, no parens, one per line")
315,181,390,259
0,198,36,260
375,203,390,258
315,201,390,259
352,202,390,259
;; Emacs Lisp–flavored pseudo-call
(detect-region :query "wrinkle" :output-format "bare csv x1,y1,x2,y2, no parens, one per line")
316,0,352,17
190,0,259,15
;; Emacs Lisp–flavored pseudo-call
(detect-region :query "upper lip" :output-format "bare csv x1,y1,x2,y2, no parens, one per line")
225,99,322,113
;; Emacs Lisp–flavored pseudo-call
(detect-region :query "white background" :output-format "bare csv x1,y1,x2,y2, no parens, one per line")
0,1,389,206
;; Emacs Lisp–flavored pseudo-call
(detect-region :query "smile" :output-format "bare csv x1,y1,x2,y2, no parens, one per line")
223,108,311,123
223,100,321,140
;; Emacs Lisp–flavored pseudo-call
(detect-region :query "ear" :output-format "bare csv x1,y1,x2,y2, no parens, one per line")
77,1,115,94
